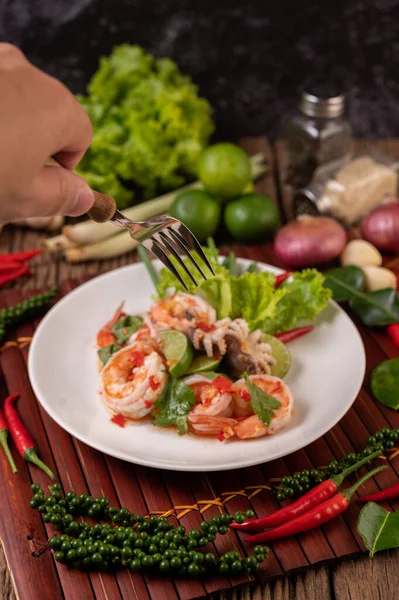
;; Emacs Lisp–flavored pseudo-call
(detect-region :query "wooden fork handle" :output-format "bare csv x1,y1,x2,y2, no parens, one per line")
46,157,117,223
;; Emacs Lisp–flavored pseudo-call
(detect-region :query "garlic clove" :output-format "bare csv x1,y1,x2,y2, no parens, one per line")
340,239,382,267
363,266,397,291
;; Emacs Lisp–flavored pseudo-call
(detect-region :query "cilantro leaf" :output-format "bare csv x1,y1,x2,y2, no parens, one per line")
152,377,196,435
98,344,119,367
244,373,281,427
111,315,143,344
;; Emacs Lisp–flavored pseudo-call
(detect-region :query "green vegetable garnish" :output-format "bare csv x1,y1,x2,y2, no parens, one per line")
152,377,196,435
244,373,281,427
371,358,399,410
357,502,399,557
154,241,330,334
111,315,143,345
98,344,119,367
75,45,214,207
324,266,399,326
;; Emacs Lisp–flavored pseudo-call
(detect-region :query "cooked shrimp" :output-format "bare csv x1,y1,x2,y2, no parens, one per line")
232,375,293,439
184,374,233,417
97,301,126,348
188,414,237,440
150,293,216,334
101,340,167,420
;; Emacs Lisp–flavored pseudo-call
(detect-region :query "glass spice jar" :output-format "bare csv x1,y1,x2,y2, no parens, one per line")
292,150,399,226
285,89,352,187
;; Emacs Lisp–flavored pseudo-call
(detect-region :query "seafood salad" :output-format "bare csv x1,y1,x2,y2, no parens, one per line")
97,292,294,441
96,242,331,441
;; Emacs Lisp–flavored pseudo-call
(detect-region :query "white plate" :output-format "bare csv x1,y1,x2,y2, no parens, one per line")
28,259,365,472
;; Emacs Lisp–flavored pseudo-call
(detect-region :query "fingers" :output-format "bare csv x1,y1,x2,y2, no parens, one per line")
40,79,93,171
20,164,95,219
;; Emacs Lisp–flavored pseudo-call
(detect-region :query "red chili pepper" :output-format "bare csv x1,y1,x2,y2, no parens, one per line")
3,394,55,479
231,450,382,532
212,376,233,393
129,351,145,367
274,272,293,288
149,376,160,390
0,262,25,271
275,326,314,344
244,465,385,543
358,481,399,503
197,322,216,332
0,249,40,262
111,414,126,428
0,407,17,473
0,265,31,287
387,324,399,349
217,431,225,442
239,388,251,402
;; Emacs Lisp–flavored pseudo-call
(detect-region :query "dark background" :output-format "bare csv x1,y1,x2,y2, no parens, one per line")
2,0,399,139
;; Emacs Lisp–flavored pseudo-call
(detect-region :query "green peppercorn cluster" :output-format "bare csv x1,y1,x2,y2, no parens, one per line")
30,484,268,576
276,427,399,500
0,287,57,342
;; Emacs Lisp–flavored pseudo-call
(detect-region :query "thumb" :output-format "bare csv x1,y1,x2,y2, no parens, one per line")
26,164,94,218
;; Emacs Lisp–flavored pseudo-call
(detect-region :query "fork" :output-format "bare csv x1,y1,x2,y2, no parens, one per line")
86,188,215,290
47,157,214,288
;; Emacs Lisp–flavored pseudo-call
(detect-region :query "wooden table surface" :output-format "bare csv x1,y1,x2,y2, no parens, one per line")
1,137,399,600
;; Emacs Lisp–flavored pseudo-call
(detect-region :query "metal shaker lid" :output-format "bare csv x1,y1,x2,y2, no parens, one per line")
293,184,333,217
300,92,345,119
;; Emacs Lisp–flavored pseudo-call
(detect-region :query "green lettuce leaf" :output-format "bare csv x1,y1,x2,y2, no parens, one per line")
75,45,214,207
230,272,288,330
261,269,331,335
154,244,330,334
152,377,196,435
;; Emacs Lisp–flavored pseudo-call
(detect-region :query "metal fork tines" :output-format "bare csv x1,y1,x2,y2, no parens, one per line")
111,210,215,290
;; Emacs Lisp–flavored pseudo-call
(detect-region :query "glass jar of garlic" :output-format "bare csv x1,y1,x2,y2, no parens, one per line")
292,150,399,225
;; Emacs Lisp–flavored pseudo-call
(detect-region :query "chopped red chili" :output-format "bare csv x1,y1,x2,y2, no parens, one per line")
129,351,145,367
197,322,216,332
111,414,126,428
217,431,225,442
145,400,153,409
149,376,160,391
274,271,293,287
239,388,251,402
212,376,233,393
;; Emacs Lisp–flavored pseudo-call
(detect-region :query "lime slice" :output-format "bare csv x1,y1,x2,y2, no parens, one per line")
185,354,221,375
159,330,194,378
262,333,291,378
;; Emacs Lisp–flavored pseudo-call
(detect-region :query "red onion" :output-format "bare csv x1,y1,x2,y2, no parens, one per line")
273,216,347,267
361,203,399,252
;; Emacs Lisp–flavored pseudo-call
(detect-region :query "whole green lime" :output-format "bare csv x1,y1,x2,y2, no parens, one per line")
224,193,280,242
198,143,251,200
170,189,221,242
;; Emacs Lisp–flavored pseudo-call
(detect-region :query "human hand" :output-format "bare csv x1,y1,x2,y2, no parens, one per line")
0,44,94,224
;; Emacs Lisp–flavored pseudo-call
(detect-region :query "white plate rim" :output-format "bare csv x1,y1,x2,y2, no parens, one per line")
28,259,366,472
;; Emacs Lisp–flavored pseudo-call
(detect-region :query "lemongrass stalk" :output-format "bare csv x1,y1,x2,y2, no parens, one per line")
60,153,267,247
42,234,77,254
62,184,201,246
64,230,138,263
